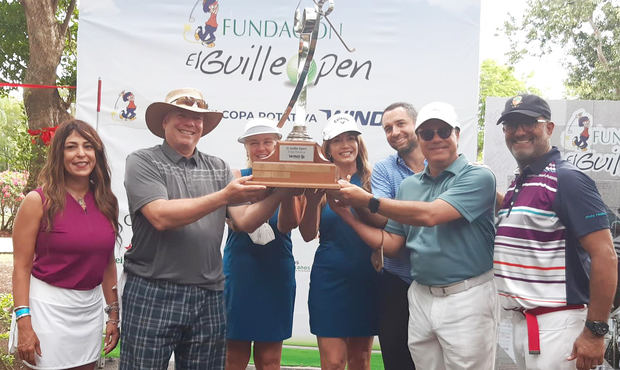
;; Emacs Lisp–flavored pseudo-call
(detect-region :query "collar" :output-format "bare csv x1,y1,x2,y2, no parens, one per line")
520,147,561,176
422,154,468,179
162,140,198,165
395,153,426,174
395,154,414,173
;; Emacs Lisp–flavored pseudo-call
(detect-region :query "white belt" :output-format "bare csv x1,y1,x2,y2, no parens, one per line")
422,270,494,297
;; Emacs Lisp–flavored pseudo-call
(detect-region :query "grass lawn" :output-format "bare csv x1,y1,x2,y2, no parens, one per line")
103,341,385,369
275,347,384,369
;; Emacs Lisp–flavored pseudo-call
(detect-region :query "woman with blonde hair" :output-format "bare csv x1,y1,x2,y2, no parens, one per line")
224,118,304,370
299,113,379,370
11,119,120,369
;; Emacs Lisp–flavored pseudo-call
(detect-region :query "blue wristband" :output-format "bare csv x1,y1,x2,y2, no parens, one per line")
15,307,30,318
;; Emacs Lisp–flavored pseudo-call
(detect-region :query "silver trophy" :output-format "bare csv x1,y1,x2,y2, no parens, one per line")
279,0,355,140
249,0,355,188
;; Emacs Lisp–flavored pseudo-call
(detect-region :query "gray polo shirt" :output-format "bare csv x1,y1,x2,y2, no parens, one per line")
124,141,233,290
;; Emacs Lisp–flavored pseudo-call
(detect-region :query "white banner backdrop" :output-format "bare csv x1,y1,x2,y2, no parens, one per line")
76,0,481,342
484,97,620,206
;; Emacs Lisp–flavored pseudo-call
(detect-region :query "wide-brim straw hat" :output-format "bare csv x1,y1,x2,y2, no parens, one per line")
145,87,224,138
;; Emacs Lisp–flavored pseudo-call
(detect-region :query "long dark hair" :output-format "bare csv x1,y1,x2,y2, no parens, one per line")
38,120,120,237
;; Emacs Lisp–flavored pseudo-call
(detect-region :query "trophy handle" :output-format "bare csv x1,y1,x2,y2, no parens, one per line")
277,7,321,135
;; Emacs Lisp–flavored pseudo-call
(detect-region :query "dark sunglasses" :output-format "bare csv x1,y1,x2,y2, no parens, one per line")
416,127,454,141
502,118,547,132
170,96,208,109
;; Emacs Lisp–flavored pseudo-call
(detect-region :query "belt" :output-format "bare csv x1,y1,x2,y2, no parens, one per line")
423,270,494,297
521,304,586,354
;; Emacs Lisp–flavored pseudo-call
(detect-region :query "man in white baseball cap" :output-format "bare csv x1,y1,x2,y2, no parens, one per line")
121,88,290,369
329,101,499,369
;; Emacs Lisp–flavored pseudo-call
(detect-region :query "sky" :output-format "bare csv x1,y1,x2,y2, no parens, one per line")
479,0,568,99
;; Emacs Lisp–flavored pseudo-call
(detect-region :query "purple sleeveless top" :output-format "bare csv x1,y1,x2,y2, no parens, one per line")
32,188,115,290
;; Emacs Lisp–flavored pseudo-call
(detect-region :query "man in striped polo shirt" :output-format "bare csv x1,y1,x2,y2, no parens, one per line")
494,94,617,370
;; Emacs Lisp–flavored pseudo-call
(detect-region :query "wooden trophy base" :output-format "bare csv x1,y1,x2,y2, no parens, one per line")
247,140,339,189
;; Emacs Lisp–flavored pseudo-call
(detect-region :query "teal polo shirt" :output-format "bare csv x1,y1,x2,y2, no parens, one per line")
385,154,496,286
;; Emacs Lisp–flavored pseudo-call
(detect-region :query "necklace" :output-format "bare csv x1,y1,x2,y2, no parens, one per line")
77,197,87,211
66,189,88,212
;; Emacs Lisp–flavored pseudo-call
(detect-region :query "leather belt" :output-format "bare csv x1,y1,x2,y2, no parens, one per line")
422,270,494,297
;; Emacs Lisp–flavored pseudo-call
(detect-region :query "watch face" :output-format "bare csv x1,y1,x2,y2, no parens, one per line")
368,197,380,213
586,321,609,336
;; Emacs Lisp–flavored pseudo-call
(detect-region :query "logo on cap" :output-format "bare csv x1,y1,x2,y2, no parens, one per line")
333,116,350,126
511,96,523,108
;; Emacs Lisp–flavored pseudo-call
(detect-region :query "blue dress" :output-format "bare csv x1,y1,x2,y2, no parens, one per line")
223,169,296,341
308,173,379,337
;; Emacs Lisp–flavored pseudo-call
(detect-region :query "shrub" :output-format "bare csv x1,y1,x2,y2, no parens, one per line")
0,171,27,232
0,293,15,368
0,293,12,327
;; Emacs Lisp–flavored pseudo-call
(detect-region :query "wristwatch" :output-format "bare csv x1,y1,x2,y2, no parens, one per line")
585,320,609,336
368,197,380,213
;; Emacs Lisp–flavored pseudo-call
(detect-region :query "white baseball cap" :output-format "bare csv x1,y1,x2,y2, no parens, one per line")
322,113,362,141
237,118,282,143
416,102,459,129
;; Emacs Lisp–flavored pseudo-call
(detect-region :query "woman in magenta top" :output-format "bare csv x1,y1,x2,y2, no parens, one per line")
12,120,120,369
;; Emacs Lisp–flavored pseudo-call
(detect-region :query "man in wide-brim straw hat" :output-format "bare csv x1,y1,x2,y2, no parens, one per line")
144,87,223,139
121,87,292,369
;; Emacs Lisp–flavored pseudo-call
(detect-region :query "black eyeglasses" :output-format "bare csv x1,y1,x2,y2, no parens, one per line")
170,96,208,109
502,118,547,133
416,127,454,141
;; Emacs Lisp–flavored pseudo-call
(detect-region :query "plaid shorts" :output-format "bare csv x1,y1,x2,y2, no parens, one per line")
120,273,226,370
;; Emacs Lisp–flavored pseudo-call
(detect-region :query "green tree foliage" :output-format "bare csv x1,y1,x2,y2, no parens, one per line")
0,96,30,171
477,59,540,159
504,0,620,100
0,0,78,191
0,0,78,102
0,0,28,89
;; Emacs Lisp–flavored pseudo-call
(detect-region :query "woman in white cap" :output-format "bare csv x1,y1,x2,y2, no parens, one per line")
223,118,303,370
299,113,379,370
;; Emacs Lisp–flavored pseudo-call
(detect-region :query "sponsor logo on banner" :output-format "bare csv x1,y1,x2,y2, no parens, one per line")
112,90,139,122
563,108,620,177
217,109,383,126
181,1,373,86
185,0,220,47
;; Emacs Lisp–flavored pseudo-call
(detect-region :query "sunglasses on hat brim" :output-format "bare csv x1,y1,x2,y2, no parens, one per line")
170,96,208,110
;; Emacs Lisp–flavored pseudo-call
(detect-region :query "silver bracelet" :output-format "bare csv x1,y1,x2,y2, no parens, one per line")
106,319,120,326
104,301,120,315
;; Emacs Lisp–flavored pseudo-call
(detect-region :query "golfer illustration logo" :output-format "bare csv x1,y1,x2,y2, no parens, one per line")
112,90,138,122
184,0,219,47
563,108,593,151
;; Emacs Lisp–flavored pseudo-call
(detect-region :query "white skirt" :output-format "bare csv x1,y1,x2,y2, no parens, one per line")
11,276,103,369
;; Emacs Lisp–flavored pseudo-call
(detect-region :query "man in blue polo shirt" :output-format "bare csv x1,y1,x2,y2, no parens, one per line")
368,102,425,370
494,94,617,370
330,102,498,369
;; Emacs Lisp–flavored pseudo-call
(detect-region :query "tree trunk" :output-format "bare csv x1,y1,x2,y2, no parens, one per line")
20,0,76,191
